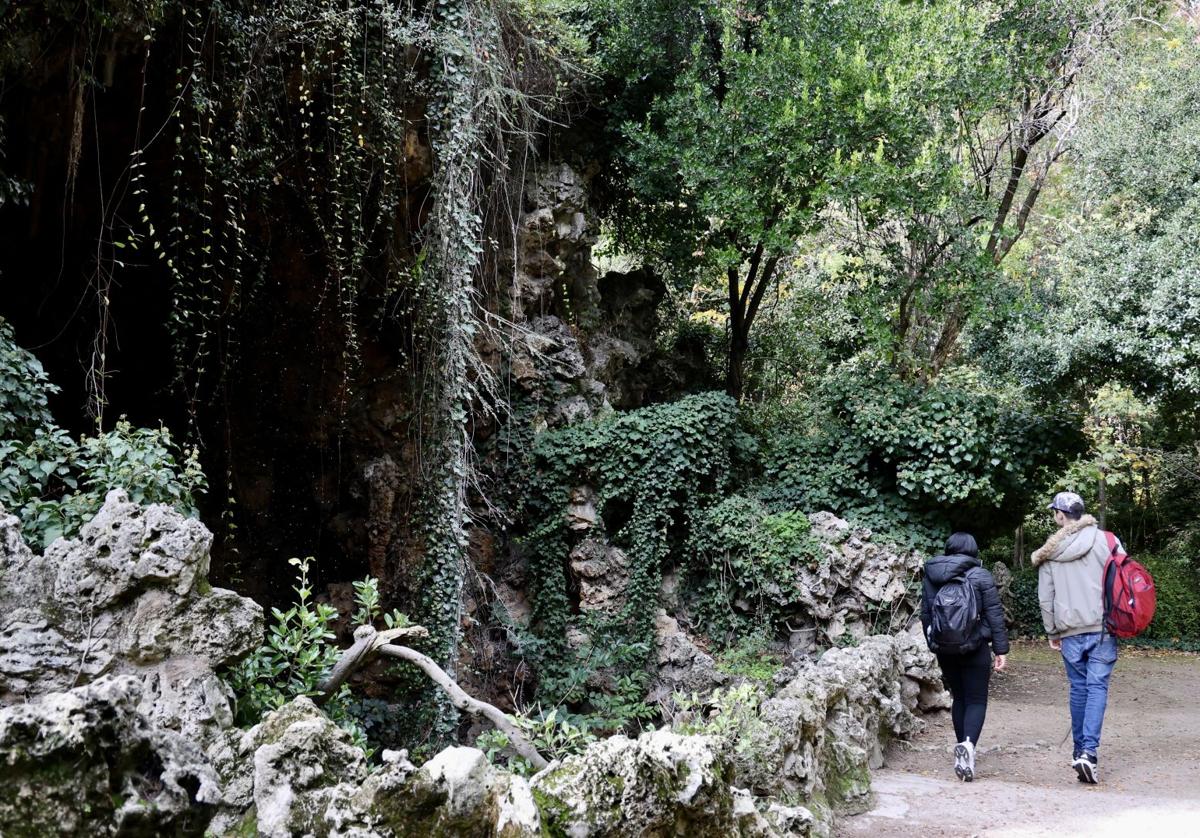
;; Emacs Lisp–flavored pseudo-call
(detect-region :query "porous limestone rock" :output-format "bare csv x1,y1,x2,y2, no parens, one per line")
0,493,264,835
651,610,728,703
241,699,542,838
238,696,369,837
0,675,220,837
735,635,926,830
531,727,741,837
0,491,263,719
895,622,952,713
568,537,631,613
781,513,923,646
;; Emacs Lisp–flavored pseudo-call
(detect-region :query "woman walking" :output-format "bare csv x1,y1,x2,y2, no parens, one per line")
920,532,1009,782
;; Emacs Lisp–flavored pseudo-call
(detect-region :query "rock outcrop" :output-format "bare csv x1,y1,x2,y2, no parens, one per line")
0,492,263,834
234,697,542,837
0,495,944,837
786,512,923,647
532,728,742,837
651,610,728,702
0,675,221,837
744,635,924,822
505,163,668,428
0,491,262,716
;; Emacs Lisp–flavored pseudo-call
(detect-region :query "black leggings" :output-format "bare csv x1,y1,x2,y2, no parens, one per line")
937,644,993,746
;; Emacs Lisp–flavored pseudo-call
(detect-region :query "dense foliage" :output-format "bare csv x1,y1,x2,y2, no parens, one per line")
0,320,205,548
520,391,741,703
754,366,1085,550
688,496,824,640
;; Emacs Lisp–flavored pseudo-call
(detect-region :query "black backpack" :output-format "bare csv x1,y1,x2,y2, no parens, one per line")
928,573,981,654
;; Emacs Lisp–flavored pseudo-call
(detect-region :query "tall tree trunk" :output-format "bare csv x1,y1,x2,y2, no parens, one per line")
727,329,748,400
726,264,746,400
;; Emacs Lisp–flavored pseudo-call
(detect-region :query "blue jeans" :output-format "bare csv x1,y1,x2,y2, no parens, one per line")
1061,632,1118,756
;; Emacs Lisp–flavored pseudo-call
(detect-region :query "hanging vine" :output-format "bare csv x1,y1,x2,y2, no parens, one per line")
11,0,584,739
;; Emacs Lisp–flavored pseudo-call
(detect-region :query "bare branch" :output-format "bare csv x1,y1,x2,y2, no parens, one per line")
378,644,549,771
317,624,549,771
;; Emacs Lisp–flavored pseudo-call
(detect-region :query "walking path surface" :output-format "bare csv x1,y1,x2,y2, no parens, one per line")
837,641,1200,837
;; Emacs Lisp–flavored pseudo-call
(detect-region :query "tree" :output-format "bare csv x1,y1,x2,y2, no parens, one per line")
596,0,976,398
829,0,1130,381
1001,20,1200,418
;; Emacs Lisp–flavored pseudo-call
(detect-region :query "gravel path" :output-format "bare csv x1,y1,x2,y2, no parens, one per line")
837,641,1200,837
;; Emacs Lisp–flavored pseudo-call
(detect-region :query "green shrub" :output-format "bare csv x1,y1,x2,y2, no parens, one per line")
689,495,824,641
1,320,206,548
1007,567,1043,637
226,557,395,750
670,682,769,764
0,318,55,440
227,557,347,723
1006,552,1200,644
754,365,1085,550
1142,552,1200,642
712,630,783,682
476,707,597,776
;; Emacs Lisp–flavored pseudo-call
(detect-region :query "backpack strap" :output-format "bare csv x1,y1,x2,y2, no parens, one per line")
1100,531,1122,639
1103,530,1126,557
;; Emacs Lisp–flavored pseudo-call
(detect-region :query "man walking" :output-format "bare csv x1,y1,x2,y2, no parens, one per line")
1031,491,1118,785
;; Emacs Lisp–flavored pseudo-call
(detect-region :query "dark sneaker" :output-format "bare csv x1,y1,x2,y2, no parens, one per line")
1072,752,1098,784
954,741,975,782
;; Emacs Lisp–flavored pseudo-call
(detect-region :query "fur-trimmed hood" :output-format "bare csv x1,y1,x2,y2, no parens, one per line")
1031,514,1101,567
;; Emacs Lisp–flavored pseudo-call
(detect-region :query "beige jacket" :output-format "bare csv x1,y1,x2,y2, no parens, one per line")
1032,515,1112,640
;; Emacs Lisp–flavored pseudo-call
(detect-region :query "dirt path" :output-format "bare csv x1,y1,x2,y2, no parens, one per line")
838,641,1200,837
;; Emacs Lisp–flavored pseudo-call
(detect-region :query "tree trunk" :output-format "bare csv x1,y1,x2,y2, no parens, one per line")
727,332,748,400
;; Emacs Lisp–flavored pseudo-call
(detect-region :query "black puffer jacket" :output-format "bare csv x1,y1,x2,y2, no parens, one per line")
920,554,1010,656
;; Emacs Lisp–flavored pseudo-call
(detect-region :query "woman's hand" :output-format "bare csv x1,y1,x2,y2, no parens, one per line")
993,654,1007,672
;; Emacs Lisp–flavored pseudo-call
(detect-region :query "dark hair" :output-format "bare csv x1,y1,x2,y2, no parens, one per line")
944,531,979,557
1065,502,1084,520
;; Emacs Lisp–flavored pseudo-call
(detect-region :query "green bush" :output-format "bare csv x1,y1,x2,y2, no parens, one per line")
689,495,824,641
1141,552,1200,642
476,707,597,776
1005,552,1200,644
1007,567,1043,638
0,318,55,440
754,365,1085,550
227,557,349,725
1,321,206,548
712,630,784,682
226,557,400,749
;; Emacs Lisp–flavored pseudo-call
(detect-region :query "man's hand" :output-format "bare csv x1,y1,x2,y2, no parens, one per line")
1048,637,1062,651
994,654,1007,672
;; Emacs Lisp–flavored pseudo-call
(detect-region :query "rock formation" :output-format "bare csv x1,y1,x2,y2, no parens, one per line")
0,496,946,837
0,491,263,836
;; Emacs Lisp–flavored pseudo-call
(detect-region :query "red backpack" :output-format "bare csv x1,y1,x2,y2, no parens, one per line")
1101,531,1156,638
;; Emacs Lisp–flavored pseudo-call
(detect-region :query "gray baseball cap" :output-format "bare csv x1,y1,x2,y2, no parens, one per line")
1048,491,1085,515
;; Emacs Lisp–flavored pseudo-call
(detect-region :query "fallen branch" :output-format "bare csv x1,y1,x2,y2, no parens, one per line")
377,644,549,771
317,624,430,700
317,624,548,771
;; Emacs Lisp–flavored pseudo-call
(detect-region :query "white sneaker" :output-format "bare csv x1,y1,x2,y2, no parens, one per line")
1072,752,1098,784
954,740,975,782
